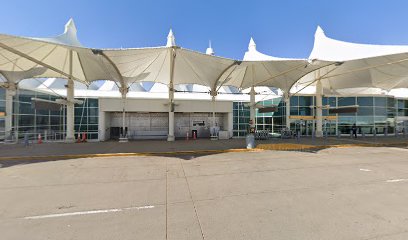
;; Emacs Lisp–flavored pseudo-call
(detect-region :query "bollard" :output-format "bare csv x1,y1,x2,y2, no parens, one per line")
362,132,365,138
337,130,341,138
350,130,353,138
384,128,388,137
38,134,42,144
246,134,255,149
395,129,398,137
186,132,189,141
373,128,377,138
24,133,29,147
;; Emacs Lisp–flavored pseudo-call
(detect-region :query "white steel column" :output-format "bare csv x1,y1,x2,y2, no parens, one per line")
249,86,256,128
316,78,323,137
210,89,218,139
119,87,129,142
285,92,290,129
66,78,75,142
5,82,16,139
167,47,176,142
66,50,75,142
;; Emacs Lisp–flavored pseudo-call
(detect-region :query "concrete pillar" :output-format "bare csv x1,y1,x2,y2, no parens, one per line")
316,79,323,137
227,111,233,138
98,110,105,141
65,78,75,142
249,86,256,128
285,92,290,129
119,87,128,142
5,83,16,139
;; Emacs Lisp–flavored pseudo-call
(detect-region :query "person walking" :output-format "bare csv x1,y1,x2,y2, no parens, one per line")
352,123,358,138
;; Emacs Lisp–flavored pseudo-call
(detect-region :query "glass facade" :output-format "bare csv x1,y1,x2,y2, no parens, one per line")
74,98,99,140
233,95,408,137
0,89,99,141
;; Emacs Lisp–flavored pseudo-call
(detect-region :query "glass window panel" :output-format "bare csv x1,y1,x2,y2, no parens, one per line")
36,115,49,125
387,98,395,108
298,107,311,116
88,116,98,124
298,96,312,107
88,108,98,116
374,97,387,107
357,107,373,116
19,115,34,126
338,97,355,106
290,107,298,115
357,97,373,106
375,107,387,116
290,96,298,106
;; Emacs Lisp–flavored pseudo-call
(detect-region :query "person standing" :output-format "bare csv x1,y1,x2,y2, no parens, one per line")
352,123,358,138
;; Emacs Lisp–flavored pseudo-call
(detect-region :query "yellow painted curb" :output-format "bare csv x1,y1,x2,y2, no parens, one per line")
0,148,256,161
256,142,408,151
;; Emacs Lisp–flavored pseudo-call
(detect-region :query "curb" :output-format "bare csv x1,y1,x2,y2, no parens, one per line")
0,148,257,161
256,142,408,151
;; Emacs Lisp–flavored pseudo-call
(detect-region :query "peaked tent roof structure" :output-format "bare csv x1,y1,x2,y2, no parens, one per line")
0,19,115,85
223,37,331,92
296,26,408,95
0,20,333,94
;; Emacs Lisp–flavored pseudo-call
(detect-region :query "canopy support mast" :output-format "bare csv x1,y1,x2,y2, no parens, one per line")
4,80,16,141
119,86,129,142
315,70,323,137
167,47,176,142
66,50,75,142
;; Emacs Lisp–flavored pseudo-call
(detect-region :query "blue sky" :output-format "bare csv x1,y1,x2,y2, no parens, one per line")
1,0,408,60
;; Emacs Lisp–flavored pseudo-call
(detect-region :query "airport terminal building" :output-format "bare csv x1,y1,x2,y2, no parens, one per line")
1,20,408,142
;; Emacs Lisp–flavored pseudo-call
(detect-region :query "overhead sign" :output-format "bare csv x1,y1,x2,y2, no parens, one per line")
258,107,278,113
329,107,358,114
289,115,338,120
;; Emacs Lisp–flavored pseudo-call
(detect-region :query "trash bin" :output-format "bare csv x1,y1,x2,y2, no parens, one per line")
246,133,255,149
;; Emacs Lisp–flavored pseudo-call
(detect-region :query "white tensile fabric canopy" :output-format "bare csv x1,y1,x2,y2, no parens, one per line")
0,19,114,85
296,26,408,95
0,19,331,93
224,37,332,93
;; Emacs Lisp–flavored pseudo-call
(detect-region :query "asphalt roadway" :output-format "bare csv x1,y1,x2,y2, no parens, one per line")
1,146,408,239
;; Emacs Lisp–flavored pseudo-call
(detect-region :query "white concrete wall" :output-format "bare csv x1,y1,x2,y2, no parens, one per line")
98,98,233,140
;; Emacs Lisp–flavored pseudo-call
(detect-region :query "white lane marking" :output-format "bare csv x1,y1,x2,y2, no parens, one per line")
24,205,154,220
386,179,408,183
359,169,372,172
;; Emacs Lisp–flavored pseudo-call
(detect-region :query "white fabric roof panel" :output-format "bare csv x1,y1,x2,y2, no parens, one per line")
232,37,332,92
310,26,408,61
297,27,408,94
0,19,113,84
102,47,238,89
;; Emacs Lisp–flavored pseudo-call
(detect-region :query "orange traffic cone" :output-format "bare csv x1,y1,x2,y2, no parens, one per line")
37,134,42,144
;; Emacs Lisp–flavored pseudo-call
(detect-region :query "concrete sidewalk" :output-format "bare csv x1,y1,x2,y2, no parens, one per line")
0,136,407,160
